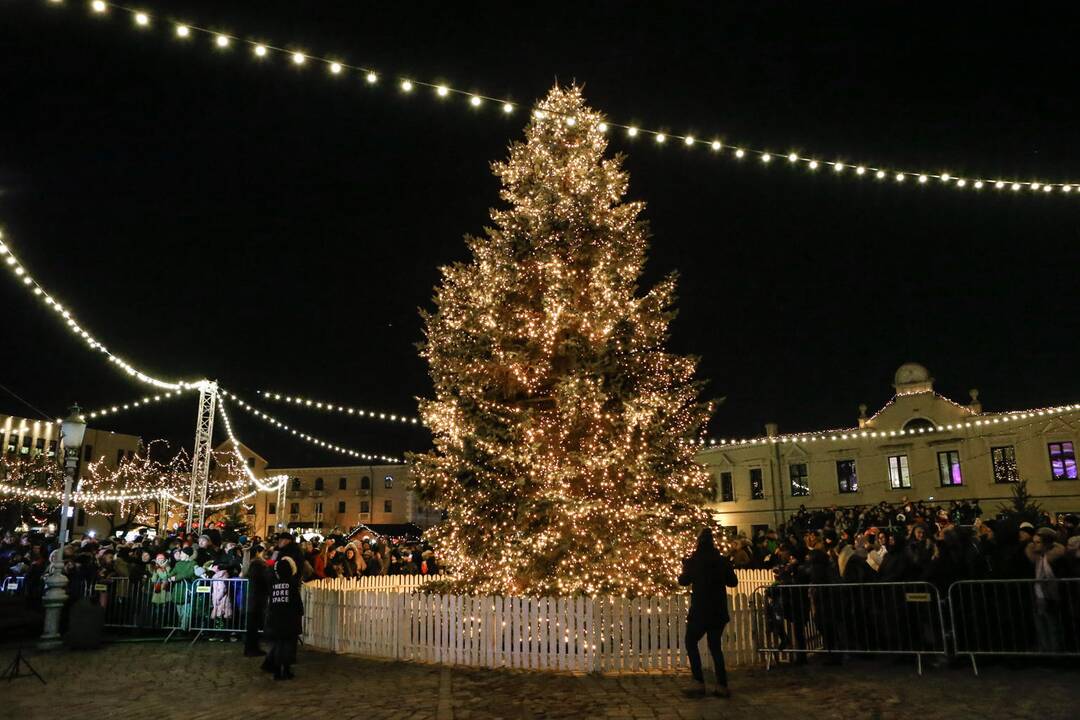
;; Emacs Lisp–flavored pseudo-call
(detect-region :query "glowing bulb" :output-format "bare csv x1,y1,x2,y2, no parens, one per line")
1064,185,1073,193
940,173,951,182
627,127,638,137
254,44,267,57
329,62,342,74
1011,182,1021,191
956,179,967,187
215,35,229,48
436,85,448,97
655,133,666,143
1031,182,1041,190
761,153,771,162
876,170,886,179
855,166,865,175
918,175,928,183
134,12,149,26
175,24,190,38
712,141,722,151
597,122,607,131
896,173,905,182
808,160,818,170
470,95,482,106
974,180,984,189
366,72,377,83
834,162,844,172
292,52,305,65
503,103,514,114
787,152,797,162
566,116,576,126
734,148,745,158
995,181,1005,189
684,135,695,146
1043,185,1052,192
91,0,106,13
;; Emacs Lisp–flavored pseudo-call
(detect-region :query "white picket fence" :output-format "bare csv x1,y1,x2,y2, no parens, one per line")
302,569,772,673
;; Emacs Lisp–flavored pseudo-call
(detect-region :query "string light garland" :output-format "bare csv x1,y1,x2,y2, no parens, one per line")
256,390,420,426
219,389,401,464
28,0,1077,198
85,390,191,421
0,231,199,391
698,401,1080,449
214,396,289,491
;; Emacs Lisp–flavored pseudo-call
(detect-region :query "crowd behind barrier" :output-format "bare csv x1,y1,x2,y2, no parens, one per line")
2,496,1079,671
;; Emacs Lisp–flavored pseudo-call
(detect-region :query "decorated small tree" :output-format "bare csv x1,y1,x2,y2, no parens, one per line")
411,86,715,597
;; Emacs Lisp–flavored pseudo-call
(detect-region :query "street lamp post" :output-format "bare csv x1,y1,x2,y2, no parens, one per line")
39,404,86,650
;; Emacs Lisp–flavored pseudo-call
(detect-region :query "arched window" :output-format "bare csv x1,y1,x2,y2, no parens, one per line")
903,418,936,432
360,476,370,490
314,477,324,491
291,477,301,491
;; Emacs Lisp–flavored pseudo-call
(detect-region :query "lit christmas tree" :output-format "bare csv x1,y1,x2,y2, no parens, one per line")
412,85,715,597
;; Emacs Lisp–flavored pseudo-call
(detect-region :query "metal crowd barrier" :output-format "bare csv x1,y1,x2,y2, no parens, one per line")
948,578,1080,674
186,577,249,643
77,575,250,641
754,581,947,674
2,575,26,594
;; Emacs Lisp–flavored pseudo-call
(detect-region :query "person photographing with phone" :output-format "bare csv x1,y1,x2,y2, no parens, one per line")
678,527,739,698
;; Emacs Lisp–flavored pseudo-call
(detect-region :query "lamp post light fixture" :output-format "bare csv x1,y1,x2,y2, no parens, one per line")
39,403,86,650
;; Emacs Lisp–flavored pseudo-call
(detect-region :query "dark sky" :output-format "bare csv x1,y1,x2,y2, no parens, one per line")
2,0,1078,466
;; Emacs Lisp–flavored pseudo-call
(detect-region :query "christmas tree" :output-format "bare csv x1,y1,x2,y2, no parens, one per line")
412,85,715,597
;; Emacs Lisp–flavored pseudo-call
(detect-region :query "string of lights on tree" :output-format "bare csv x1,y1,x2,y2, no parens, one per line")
219,389,401,464
31,0,1080,198
0,231,198,392
256,390,419,426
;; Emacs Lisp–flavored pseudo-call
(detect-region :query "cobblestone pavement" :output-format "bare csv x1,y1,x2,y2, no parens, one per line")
2,642,1077,720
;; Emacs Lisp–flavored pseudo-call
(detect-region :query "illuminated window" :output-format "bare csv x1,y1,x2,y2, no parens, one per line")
34,437,45,457
991,446,1018,484
888,455,911,489
1049,441,1077,480
937,450,963,486
47,439,57,458
789,464,809,496
384,475,393,489
837,460,858,493
21,436,32,455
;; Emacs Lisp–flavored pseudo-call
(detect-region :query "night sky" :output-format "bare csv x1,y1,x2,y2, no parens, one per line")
2,0,1078,467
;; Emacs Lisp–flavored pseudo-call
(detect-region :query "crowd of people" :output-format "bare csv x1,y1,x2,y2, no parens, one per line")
723,498,1080,588
0,524,440,678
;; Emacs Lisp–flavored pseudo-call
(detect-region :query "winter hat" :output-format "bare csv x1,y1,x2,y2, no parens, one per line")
1019,521,1035,532
1035,527,1058,544
277,555,297,580
180,546,196,558
1067,536,1080,552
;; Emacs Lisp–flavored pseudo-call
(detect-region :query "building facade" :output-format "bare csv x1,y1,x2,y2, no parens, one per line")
1,412,144,536
697,364,1079,537
215,441,441,537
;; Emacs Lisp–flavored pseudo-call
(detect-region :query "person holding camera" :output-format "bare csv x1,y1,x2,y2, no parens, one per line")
678,528,738,698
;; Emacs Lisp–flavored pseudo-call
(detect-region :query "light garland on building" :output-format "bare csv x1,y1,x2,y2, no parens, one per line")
256,390,419,426
27,0,1077,197
699,401,1080,450
219,389,401,464
0,231,199,391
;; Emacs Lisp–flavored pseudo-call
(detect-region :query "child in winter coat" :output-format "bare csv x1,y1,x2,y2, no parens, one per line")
210,562,233,629
261,556,304,680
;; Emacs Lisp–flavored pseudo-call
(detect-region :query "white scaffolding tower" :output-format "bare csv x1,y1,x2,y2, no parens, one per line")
185,380,218,531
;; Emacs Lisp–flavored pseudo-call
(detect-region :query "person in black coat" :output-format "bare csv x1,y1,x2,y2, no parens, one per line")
678,528,739,698
261,556,304,680
243,545,271,657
